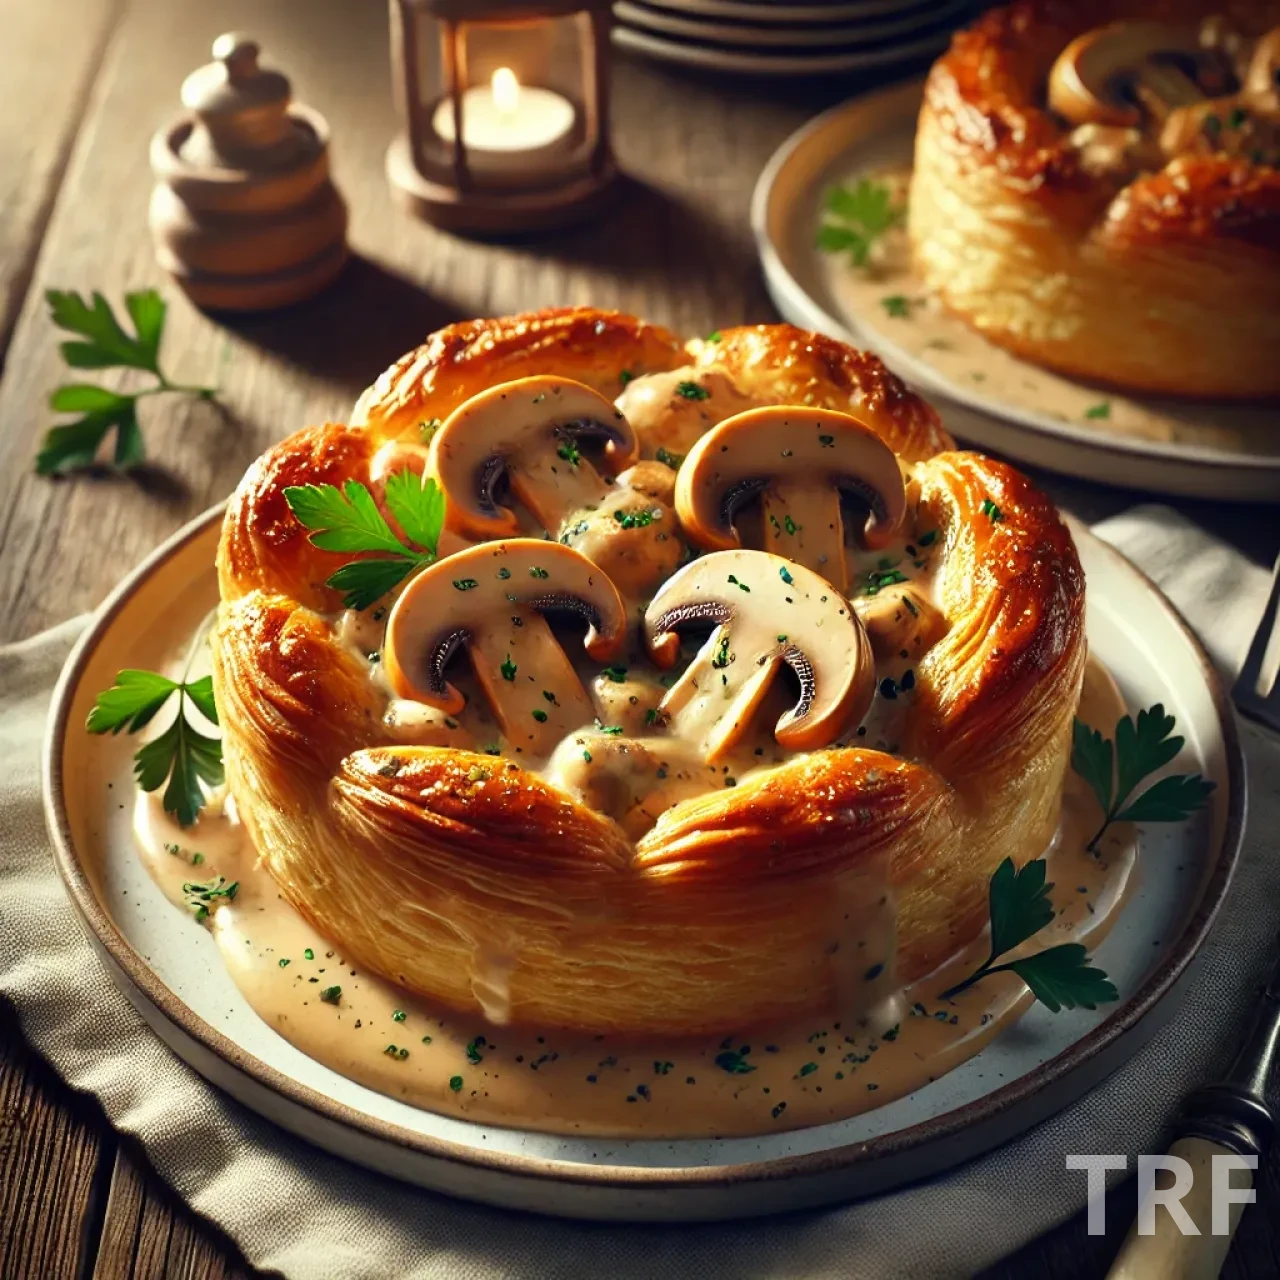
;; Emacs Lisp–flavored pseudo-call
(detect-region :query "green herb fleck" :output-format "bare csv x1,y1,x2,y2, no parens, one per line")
603,665,628,683
501,655,517,682
676,381,710,401
530,566,549,579
779,565,794,585
715,1048,756,1075
556,441,582,467
1084,401,1111,421
815,178,905,268
449,1075,464,1092
655,447,685,469
881,294,912,318
320,985,342,1005
532,709,548,723
980,497,1004,523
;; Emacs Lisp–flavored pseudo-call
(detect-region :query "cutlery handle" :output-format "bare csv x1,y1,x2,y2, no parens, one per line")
1106,1136,1252,1280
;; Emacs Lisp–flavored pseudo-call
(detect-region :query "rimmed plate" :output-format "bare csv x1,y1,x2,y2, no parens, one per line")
613,0,969,48
751,79,1280,502
639,0,946,21
45,507,1244,1221
612,22,950,75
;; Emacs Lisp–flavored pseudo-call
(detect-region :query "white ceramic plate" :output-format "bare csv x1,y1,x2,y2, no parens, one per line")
44,506,1244,1220
613,0,968,48
612,22,950,75
752,80,1280,503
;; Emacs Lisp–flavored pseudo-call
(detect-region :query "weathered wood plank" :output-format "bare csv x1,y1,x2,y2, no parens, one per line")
0,0,122,364
0,1008,113,1280
0,0,832,642
95,1145,252,1279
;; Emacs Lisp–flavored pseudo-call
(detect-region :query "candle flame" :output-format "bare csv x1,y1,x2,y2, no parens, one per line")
491,67,519,115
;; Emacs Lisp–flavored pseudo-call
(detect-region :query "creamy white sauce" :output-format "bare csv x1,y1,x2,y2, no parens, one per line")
133,650,1134,1138
820,167,1280,457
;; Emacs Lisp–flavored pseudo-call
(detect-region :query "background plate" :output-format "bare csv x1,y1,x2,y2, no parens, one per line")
612,22,950,75
45,508,1244,1221
613,0,968,48
636,0,949,21
751,80,1280,502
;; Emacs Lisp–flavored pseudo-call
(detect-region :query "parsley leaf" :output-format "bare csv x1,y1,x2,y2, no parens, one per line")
816,178,904,268
940,857,1118,1013
1072,704,1214,850
283,474,444,610
1001,945,1119,1013
35,289,215,475
88,670,223,826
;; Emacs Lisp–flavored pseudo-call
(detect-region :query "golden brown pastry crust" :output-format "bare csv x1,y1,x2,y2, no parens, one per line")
910,0,1280,397
213,309,1083,1035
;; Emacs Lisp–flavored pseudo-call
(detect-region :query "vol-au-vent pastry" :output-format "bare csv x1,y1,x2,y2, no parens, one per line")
212,307,1084,1037
910,1,1280,397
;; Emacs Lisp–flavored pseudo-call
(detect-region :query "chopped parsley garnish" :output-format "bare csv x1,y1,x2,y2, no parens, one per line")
556,441,581,467
980,497,1004,523
319,985,342,1005
1084,401,1111,421
655,446,685,469
418,417,442,443
392,1009,406,1022
880,294,912,318
917,529,938,547
466,1037,485,1064
797,1062,818,1078
283,473,445,610
182,876,237,922
602,665,628,683
384,1044,409,1060
497,567,511,579
645,708,660,725
1072,704,1215,852
529,566,549,579
613,507,656,529
715,1048,756,1075
87,669,223,827
675,380,710,401
278,959,290,968
779,565,794,585
783,515,798,535
619,369,635,387
711,634,731,669
862,566,908,596
532,709,548,723
500,655,517,681
1229,106,1249,130
815,177,904,267
304,948,315,960
818,434,834,447
449,1075,464,1092
598,723,624,735
706,330,722,342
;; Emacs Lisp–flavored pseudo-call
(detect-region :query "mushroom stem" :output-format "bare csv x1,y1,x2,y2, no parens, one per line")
468,615,596,758
760,478,849,594
659,626,784,765
509,447,610,533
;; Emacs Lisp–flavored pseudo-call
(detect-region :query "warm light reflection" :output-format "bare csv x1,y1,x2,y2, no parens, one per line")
492,67,519,116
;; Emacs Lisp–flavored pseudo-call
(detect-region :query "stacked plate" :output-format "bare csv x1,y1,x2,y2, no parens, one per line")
612,0,974,77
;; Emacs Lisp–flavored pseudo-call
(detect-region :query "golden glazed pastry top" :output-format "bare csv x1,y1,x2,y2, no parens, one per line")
212,308,1085,1037
910,1,1280,397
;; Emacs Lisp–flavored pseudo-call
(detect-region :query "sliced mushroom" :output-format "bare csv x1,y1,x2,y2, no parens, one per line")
383,539,626,757
855,585,947,663
643,549,875,763
1049,23,1211,128
429,376,638,540
674,407,906,595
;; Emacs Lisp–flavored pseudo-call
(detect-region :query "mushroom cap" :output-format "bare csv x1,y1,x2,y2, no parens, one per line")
428,375,639,540
1048,22,1205,128
643,548,875,753
675,406,907,554
383,538,627,709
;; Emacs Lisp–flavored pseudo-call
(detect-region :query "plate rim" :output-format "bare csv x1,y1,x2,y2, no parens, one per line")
749,79,1280,478
43,503,1247,1193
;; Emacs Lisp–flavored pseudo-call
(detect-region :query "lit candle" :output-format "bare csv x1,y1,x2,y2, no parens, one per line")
431,68,575,171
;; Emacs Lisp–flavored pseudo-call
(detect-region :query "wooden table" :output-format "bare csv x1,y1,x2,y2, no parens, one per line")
2,1,1277,1275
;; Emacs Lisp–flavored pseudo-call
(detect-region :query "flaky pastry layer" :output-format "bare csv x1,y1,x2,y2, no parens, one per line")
910,0,1280,397
212,309,1084,1035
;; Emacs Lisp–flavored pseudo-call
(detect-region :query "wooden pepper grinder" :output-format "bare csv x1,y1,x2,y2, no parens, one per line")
149,33,348,311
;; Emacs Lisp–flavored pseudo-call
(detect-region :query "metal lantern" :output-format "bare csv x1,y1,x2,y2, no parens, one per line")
386,0,618,234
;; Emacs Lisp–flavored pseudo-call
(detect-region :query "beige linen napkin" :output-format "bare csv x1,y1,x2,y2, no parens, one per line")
2,506,1278,1280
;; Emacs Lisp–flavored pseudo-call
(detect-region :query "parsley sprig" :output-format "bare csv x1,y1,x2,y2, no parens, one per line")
87,669,223,827
941,858,1118,1012
283,472,445,610
1072,705,1215,852
36,289,215,475
816,178,904,267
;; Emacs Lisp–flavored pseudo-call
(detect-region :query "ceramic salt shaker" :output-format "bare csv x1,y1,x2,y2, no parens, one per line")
149,33,348,311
